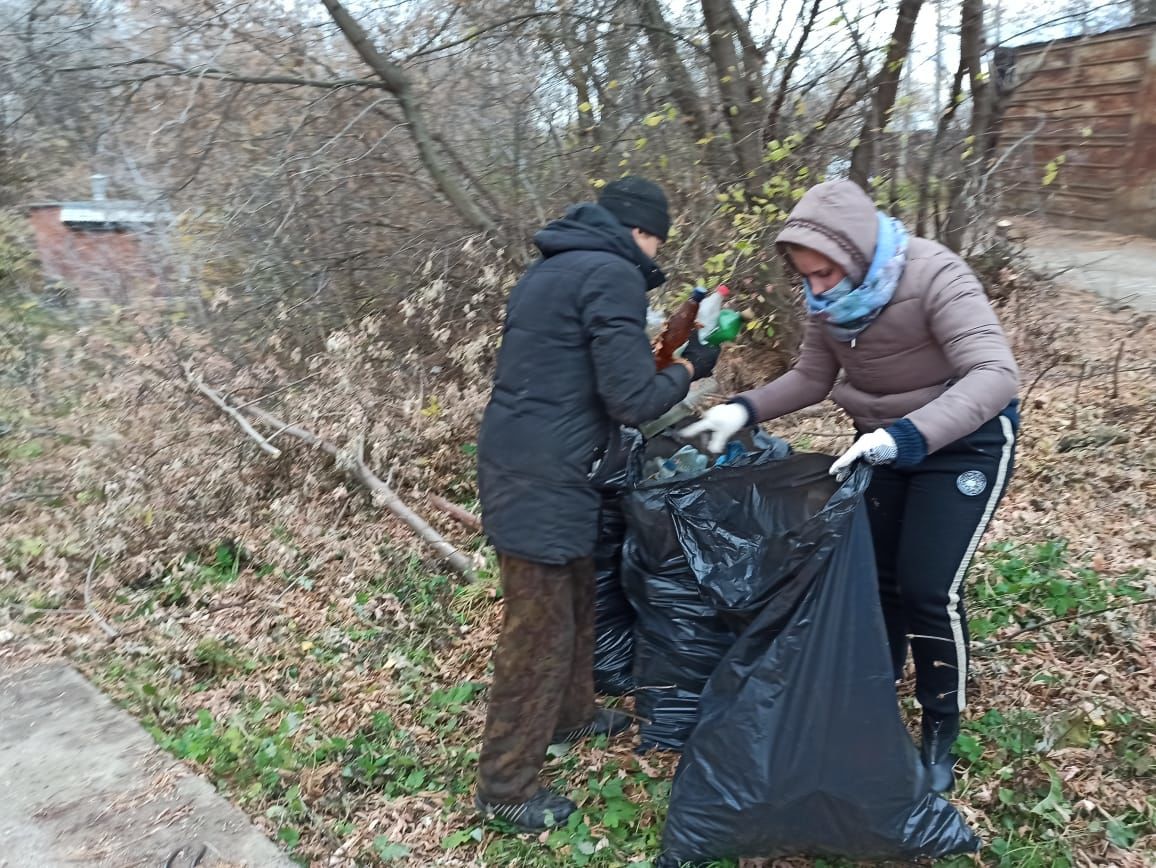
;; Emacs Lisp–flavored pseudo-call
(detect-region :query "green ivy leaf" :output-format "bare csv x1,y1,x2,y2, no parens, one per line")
1106,818,1137,849
277,827,300,849
373,838,411,861
441,827,482,850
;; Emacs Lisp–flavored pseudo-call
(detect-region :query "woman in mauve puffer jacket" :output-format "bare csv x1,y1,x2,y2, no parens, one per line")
686,179,1020,794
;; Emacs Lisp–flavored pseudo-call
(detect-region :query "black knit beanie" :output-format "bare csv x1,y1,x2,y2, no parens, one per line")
597,176,671,242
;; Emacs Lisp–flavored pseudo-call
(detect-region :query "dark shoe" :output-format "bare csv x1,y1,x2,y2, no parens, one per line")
921,711,961,794
475,787,576,832
551,707,632,745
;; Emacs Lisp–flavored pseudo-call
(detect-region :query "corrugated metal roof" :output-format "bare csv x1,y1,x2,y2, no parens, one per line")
58,201,166,226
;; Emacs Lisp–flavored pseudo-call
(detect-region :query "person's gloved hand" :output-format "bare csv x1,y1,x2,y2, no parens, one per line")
829,429,897,481
680,402,750,453
679,332,721,382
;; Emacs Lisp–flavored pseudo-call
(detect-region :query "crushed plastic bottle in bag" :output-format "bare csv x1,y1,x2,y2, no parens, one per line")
644,435,755,481
657,445,708,480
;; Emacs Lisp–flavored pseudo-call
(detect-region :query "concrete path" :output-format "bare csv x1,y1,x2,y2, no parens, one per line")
1013,219,1156,313
0,663,292,868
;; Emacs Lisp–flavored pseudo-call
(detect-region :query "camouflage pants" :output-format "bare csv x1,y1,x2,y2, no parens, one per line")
477,553,598,803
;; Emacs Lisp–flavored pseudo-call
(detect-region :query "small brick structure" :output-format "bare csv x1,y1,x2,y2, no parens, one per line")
25,176,168,302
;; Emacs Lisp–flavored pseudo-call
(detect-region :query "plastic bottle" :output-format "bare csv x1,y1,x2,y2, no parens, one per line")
696,285,730,342
654,287,706,371
705,308,743,347
657,445,710,479
638,379,720,438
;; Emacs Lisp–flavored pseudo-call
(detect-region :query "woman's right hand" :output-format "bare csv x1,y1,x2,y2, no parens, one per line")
680,402,751,453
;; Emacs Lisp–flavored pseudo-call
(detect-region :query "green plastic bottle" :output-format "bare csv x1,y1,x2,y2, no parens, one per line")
705,308,742,346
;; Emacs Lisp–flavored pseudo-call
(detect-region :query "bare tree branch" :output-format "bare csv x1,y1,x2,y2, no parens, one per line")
429,495,482,532
187,366,283,457
319,0,500,237
238,401,478,582
60,58,382,90
766,0,823,140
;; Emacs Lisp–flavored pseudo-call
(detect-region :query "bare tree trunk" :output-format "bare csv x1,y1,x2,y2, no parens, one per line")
916,52,968,236
319,0,499,237
593,26,629,138
724,0,767,111
700,0,765,183
562,20,620,155
943,0,990,251
635,0,708,140
634,0,728,181
848,0,925,189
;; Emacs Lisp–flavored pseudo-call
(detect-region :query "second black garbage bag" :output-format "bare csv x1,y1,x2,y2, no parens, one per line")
658,453,980,864
621,436,791,751
590,427,645,696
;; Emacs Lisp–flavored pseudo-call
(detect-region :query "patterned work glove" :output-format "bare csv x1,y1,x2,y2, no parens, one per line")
829,429,897,481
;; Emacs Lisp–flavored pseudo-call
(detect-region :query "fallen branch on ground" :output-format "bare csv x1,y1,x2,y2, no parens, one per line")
222,398,478,582
0,491,63,507
430,495,483,532
186,366,283,457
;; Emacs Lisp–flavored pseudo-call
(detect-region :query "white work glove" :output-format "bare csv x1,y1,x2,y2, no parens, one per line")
829,429,897,481
680,403,751,454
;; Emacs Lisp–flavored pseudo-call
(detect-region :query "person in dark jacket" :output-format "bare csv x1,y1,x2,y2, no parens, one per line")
475,177,720,831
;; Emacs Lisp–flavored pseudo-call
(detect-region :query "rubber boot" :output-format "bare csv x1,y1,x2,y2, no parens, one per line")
921,710,960,794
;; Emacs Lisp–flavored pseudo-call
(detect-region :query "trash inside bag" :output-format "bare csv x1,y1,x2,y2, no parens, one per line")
644,429,785,482
591,428,644,695
622,433,791,750
658,455,981,865
648,444,710,481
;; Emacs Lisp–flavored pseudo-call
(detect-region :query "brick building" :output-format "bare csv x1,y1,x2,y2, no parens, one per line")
26,175,168,302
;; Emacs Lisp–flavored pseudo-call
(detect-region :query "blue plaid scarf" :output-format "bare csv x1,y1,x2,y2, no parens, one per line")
804,212,908,342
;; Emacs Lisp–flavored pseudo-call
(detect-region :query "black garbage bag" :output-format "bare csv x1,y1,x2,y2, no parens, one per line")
621,437,791,751
659,454,981,865
591,428,645,696
593,494,636,695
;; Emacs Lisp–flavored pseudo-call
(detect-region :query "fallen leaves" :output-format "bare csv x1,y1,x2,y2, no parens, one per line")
1,276,1153,865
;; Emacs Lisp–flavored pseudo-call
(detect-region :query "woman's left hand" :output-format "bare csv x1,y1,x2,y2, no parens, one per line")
830,429,897,480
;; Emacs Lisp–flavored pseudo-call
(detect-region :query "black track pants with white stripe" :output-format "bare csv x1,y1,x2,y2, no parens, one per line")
864,414,1017,716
